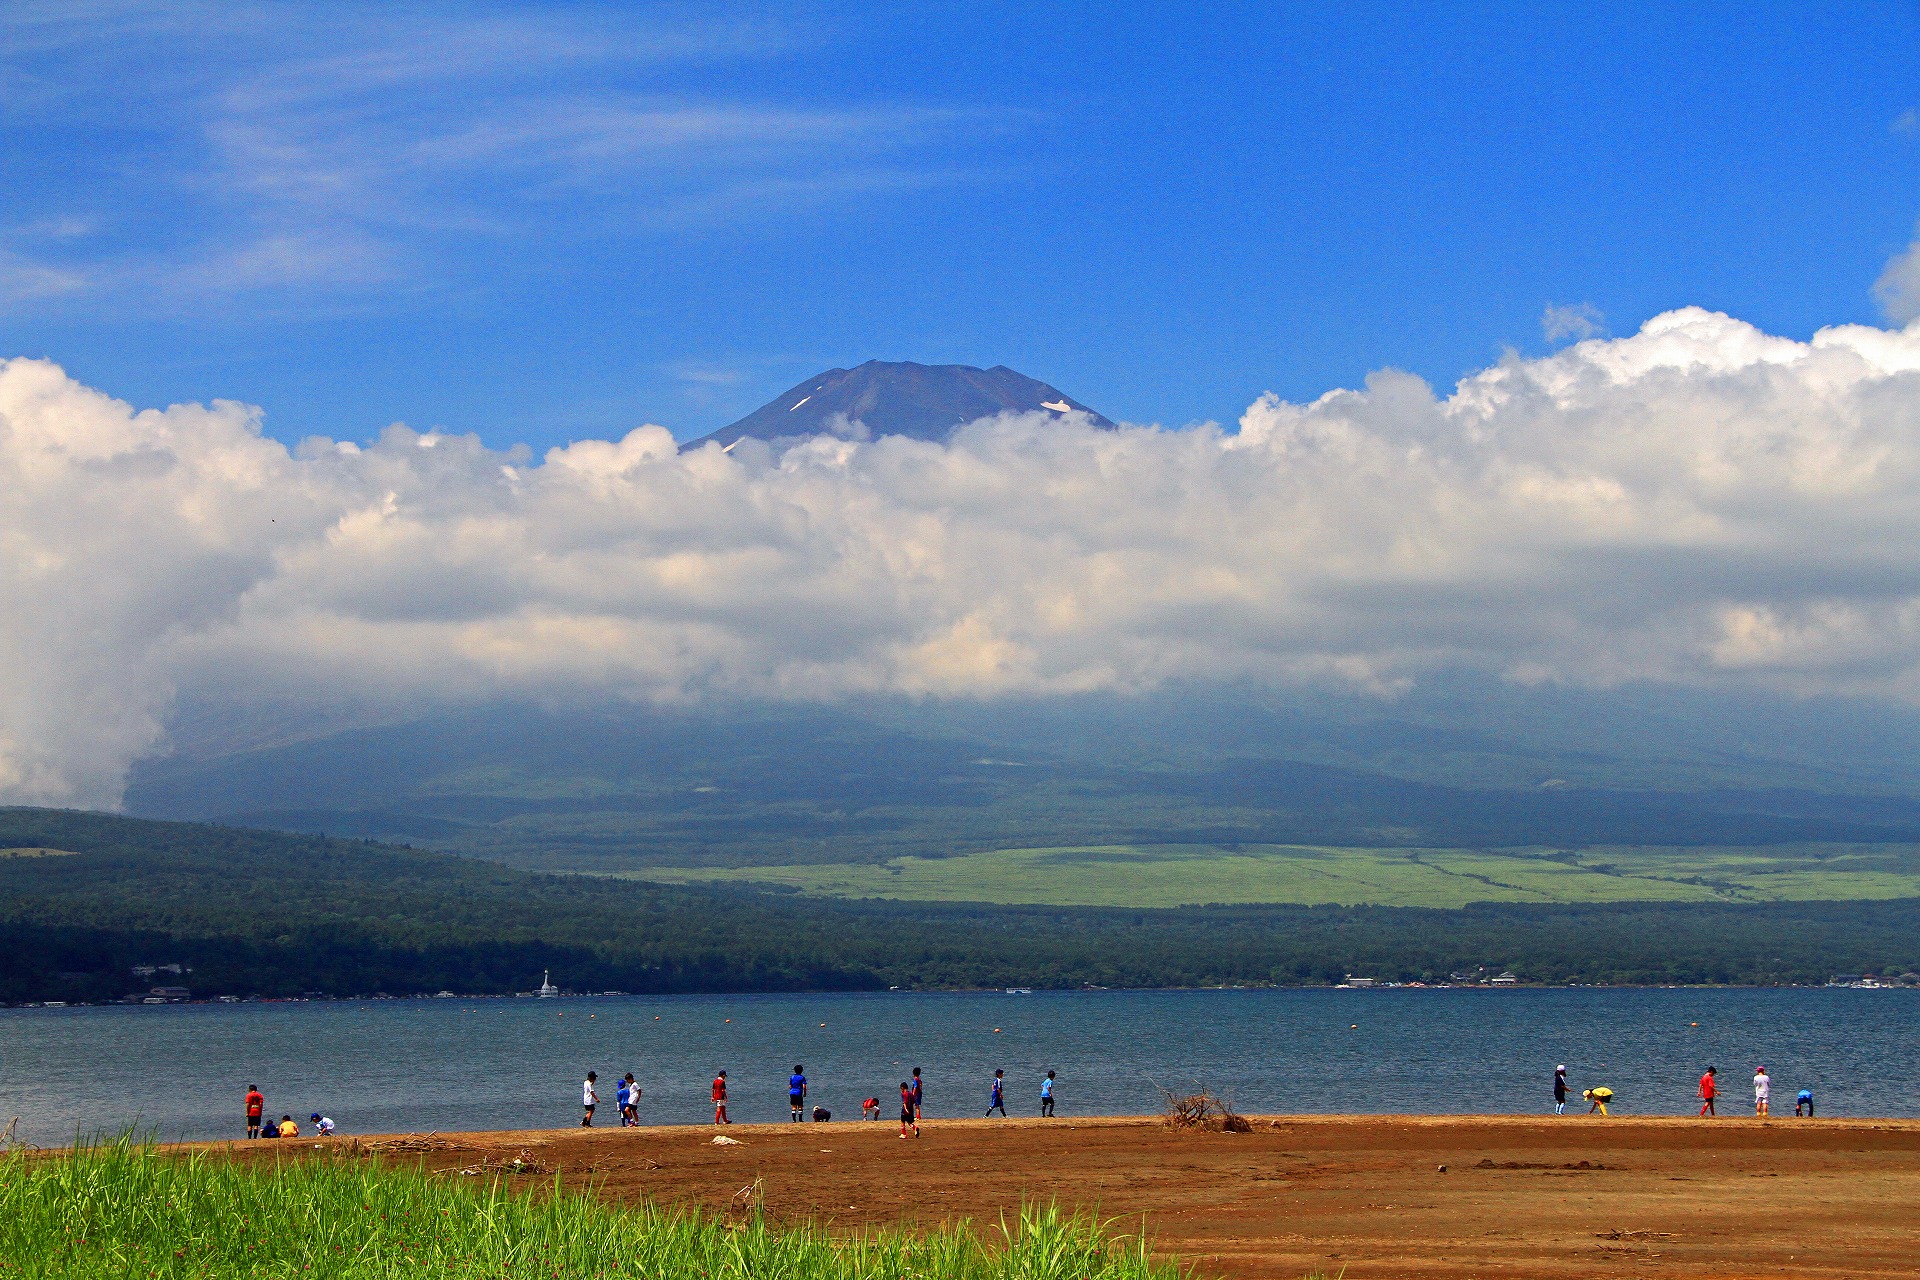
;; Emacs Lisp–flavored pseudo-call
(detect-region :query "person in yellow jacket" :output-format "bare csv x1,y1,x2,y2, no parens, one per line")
1582,1086,1613,1116
275,1115,300,1137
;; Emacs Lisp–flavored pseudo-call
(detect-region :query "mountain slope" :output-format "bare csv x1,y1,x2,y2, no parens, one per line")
121,690,1920,874
684,361,1114,450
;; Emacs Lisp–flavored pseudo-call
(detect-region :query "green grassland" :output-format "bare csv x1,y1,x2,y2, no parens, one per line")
620,842,1920,908
1,1139,1188,1280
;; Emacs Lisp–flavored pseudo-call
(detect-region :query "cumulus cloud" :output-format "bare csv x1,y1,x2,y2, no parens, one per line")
1875,231,1920,324
10,305,1920,805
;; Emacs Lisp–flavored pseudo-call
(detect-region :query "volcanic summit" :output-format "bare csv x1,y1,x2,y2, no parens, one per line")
683,360,1114,450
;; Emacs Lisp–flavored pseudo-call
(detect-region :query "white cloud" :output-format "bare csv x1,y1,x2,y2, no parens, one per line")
1874,231,1920,324
12,305,1920,805
1541,302,1604,343
0,251,86,307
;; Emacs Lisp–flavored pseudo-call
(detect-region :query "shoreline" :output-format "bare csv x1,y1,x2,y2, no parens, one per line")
10,979,1917,1009
160,1110,1920,1148
149,1112,1920,1278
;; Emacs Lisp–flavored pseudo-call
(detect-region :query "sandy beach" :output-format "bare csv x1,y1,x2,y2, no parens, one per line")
202,1113,1920,1278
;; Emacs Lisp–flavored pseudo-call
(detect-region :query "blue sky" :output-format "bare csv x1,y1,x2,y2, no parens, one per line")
2,0,1916,450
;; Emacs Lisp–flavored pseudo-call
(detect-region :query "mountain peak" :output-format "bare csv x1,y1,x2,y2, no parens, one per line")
683,361,1114,450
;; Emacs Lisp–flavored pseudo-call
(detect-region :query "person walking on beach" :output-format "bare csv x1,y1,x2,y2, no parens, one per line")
789,1065,808,1122
712,1071,730,1124
986,1069,1006,1117
898,1081,918,1138
910,1067,924,1123
245,1084,264,1139
1553,1065,1567,1116
1753,1066,1770,1117
1796,1087,1814,1117
1041,1070,1056,1117
582,1071,599,1127
1698,1066,1718,1117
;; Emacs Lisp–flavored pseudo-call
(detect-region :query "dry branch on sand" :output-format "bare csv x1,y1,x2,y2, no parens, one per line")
0,1117,34,1154
449,1151,554,1177
346,1134,464,1155
1157,1088,1251,1133
728,1177,767,1221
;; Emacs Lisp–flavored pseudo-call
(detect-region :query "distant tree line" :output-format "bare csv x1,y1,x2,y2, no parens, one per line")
3,807,1915,1002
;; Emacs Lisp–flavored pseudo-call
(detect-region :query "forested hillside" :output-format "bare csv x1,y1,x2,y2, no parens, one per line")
4,809,1917,1002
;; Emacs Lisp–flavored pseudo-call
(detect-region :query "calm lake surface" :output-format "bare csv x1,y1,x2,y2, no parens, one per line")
3,987,1915,1146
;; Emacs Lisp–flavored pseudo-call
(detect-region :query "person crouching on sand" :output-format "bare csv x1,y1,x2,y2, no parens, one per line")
1699,1066,1717,1116
899,1081,918,1138
862,1096,880,1120
1797,1087,1814,1117
1754,1066,1770,1117
1583,1086,1612,1115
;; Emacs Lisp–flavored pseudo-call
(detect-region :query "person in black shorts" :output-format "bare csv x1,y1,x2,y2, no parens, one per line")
898,1081,918,1138
789,1064,807,1121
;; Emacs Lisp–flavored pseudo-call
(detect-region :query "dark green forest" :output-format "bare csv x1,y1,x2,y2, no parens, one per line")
4,808,1915,1002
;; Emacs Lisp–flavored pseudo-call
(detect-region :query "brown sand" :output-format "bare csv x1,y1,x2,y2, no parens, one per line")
218,1114,1920,1279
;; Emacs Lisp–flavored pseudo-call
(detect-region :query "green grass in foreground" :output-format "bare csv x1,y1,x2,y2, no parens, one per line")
0,1140,1198,1280
618,842,1920,908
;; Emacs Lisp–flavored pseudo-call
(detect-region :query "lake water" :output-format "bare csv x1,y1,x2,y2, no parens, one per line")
2,987,1915,1146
